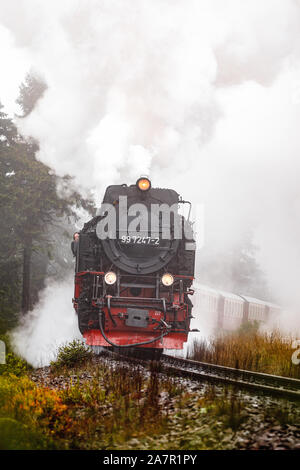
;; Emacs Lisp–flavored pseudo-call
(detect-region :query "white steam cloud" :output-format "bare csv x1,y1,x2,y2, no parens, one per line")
1,0,300,364
10,277,81,367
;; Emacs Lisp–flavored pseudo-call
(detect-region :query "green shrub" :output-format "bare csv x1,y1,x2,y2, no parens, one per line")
0,417,51,450
237,320,260,336
50,340,92,371
0,374,67,449
0,347,31,378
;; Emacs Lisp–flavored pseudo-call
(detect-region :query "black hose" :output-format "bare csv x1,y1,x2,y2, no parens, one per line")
106,296,117,327
98,311,170,348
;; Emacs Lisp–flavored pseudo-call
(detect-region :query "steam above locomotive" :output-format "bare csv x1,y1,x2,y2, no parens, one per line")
73,178,196,356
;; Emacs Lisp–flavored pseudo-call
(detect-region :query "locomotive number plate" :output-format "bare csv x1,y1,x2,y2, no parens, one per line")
120,235,159,246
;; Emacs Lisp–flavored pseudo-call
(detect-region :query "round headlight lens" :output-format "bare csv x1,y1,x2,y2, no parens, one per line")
161,273,174,287
104,271,117,285
136,177,151,191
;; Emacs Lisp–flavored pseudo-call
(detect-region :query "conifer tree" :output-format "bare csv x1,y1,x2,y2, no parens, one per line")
0,74,95,322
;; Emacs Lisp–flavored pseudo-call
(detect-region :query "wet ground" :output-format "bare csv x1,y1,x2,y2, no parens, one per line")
30,354,300,450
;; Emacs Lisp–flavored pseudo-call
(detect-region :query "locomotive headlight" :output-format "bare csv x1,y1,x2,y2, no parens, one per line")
161,273,174,287
104,271,117,285
136,177,151,191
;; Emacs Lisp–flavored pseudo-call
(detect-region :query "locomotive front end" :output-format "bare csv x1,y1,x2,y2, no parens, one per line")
73,179,196,355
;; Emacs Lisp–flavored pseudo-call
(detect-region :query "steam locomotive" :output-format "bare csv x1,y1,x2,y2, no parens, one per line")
72,178,196,357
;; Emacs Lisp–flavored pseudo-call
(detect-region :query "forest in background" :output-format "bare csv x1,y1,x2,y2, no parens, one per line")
0,74,95,333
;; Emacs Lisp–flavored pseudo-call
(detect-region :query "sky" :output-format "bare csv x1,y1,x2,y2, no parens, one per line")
1,0,300,342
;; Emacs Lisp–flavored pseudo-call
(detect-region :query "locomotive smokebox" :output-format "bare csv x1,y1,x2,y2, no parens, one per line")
96,184,183,274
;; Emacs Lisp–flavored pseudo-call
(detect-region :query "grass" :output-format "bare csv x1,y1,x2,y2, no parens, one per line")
58,360,172,449
187,326,300,379
0,339,299,450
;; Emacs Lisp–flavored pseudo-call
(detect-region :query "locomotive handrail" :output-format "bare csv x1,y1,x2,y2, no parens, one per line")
76,271,194,281
120,282,156,288
178,199,192,221
100,294,169,323
103,295,169,309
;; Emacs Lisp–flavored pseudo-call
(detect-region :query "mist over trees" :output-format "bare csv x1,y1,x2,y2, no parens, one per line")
197,231,269,300
0,74,95,333
0,73,269,334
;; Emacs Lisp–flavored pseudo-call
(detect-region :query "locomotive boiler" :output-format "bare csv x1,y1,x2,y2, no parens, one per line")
72,177,196,357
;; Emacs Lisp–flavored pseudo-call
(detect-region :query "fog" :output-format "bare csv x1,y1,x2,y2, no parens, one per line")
1,1,300,364
10,277,82,367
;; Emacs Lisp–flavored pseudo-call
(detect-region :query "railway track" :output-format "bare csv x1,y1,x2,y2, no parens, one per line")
160,354,300,401
97,347,300,400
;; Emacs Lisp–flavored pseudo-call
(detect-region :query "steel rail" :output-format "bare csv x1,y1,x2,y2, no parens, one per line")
161,354,300,400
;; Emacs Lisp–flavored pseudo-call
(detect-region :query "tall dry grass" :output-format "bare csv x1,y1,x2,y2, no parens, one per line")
187,327,300,379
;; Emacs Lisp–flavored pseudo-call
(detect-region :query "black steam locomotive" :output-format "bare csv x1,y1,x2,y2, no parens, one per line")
73,177,196,357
